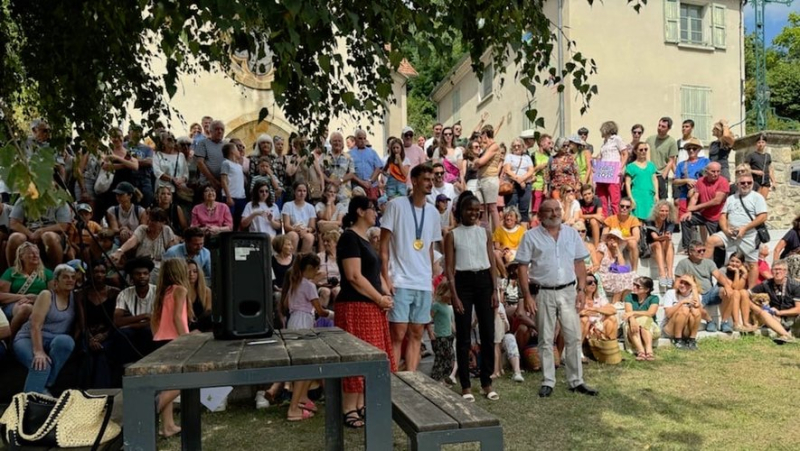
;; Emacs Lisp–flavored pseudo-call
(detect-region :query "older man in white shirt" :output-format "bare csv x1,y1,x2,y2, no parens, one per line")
515,199,598,398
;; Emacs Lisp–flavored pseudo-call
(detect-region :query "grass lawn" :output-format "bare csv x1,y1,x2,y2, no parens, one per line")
160,336,800,450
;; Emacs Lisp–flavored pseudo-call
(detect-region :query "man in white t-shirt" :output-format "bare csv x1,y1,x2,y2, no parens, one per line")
114,257,158,366
381,164,442,371
705,173,767,287
426,163,456,211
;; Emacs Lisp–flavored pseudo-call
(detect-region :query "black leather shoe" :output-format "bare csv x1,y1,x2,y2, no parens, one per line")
538,386,553,398
568,384,599,396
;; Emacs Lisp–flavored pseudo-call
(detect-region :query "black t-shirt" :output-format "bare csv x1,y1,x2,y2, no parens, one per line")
708,141,731,180
780,229,800,259
746,152,772,186
272,255,294,289
644,219,677,244
336,229,383,303
751,280,800,311
580,197,603,217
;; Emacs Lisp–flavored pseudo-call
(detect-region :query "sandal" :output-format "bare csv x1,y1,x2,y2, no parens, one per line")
635,352,647,361
343,410,364,428
645,353,655,361
288,409,314,422
299,401,317,413
484,391,499,401
461,393,475,402
357,406,366,420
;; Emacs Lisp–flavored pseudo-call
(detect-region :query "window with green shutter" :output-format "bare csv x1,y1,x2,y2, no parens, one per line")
711,3,727,49
681,86,712,142
664,1,727,49
479,63,494,102
452,88,461,122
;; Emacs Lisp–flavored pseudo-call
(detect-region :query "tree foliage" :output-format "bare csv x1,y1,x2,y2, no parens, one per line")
1,0,646,216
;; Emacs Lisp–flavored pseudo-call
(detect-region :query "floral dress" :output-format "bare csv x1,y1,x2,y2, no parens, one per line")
548,154,579,193
596,243,637,295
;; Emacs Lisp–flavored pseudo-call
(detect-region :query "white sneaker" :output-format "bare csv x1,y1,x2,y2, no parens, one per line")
447,375,457,385
255,391,270,410
512,372,525,383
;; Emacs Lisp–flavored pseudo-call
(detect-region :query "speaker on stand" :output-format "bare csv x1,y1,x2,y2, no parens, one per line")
209,232,273,339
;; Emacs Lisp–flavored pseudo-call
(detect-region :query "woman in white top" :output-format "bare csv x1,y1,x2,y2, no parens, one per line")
220,143,247,228
241,180,281,236
153,131,189,194
558,185,582,226
597,121,628,216
281,181,317,253
110,207,179,283
444,191,500,402
502,138,535,226
315,230,342,311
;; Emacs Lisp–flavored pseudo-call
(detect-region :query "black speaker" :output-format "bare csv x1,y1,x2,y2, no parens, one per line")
210,232,273,339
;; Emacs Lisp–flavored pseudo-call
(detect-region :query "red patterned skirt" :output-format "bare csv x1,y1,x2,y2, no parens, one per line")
334,301,396,393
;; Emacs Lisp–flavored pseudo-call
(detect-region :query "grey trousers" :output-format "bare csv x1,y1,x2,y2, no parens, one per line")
536,285,584,388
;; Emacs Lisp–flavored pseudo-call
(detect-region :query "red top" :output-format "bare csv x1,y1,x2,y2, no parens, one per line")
695,176,729,221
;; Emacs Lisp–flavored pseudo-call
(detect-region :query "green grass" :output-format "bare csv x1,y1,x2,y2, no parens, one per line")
159,337,800,450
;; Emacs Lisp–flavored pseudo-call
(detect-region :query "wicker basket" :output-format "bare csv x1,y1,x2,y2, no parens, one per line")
522,345,562,371
589,338,622,365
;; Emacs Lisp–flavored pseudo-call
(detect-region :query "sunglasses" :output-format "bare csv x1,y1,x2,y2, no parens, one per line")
620,205,631,209
692,248,706,253
632,283,642,288
258,189,269,193
404,133,413,138
738,181,753,186
632,131,642,135
564,189,574,193
577,229,586,234
586,279,596,285
434,172,445,176
443,133,453,136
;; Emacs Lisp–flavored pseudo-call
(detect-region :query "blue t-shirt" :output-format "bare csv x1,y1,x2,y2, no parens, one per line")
675,157,709,199
348,147,383,188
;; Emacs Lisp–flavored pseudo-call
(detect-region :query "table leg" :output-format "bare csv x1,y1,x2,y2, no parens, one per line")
122,385,157,451
324,377,343,451
181,388,202,451
363,361,392,450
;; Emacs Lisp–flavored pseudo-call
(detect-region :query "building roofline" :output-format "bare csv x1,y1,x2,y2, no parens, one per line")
430,53,472,102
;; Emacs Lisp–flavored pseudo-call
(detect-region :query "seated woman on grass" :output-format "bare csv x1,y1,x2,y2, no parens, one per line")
623,276,660,361
660,274,702,350
579,274,618,349
722,251,757,333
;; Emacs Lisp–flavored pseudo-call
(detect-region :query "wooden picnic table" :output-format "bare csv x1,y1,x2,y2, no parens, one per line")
122,328,391,451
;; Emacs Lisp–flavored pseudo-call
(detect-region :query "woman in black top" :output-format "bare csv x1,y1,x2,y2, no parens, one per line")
774,214,800,282
187,260,212,332
82,261,119,388
335,195,395,429
645,200,678,288
747,134,774,199
271,235,295,328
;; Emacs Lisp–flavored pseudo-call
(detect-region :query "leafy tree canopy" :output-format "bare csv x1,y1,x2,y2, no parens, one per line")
1,0,646,217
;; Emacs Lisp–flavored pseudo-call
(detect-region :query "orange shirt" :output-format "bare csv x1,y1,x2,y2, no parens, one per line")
603,215,641,237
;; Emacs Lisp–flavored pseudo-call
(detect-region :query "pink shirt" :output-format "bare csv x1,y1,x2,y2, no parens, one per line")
153,286,189,341
288,278,319,315
191,201,233,229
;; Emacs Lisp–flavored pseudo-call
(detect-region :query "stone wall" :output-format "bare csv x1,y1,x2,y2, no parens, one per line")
734,131,800,229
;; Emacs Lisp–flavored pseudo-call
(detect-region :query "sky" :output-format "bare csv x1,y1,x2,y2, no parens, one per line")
743,1,800,45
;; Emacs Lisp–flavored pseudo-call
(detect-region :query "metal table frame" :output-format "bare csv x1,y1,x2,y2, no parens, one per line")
123,359,391,450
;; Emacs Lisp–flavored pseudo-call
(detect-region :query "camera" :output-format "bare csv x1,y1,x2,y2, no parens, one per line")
327,277,339,287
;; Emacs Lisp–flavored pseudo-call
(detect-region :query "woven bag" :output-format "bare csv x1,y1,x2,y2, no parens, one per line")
0,390,120,450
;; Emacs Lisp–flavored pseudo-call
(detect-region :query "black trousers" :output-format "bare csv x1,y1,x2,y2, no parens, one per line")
454,270,495,390
656,174,669,200
680,213,720,250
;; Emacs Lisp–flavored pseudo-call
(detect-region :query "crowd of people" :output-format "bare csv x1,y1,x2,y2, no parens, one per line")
1,113,799,434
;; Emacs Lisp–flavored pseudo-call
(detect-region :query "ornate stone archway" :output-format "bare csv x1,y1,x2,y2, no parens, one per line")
225,111,296,155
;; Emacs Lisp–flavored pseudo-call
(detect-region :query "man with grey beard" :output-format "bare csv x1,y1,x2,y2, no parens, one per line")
514,199,598,398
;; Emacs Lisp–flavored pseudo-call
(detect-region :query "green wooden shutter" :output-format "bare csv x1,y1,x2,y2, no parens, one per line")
711,3,727,49
681,86,713,142
664,0,680,43
452,88,461,122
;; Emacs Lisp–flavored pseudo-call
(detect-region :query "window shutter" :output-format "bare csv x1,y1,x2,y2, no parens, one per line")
711,3,727,49
452,88,461,122
664,0,679,43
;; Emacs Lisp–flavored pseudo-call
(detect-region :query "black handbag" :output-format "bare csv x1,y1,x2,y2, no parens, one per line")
737,194,770,246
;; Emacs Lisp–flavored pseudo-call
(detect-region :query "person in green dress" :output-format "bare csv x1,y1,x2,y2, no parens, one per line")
625,142,658,221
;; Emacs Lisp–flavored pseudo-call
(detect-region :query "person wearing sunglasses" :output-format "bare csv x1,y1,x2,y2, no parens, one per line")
660,275,702,350
601,198,642,271
704,172,767,289
623,277,660,361
594,229,638,306
748,260,800,343
673,138,709,222
625,141,658,221
675,240,730,332
579,274,617,359
627,124,645,166
558,185,582,227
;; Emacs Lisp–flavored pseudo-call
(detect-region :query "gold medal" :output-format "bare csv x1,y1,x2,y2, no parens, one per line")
413,239,424,250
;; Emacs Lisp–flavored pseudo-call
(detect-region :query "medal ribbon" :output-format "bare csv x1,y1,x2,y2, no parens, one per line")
409,196,425,244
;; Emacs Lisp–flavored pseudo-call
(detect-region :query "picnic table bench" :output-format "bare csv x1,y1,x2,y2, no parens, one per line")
122,328,391,451
391,371,503,451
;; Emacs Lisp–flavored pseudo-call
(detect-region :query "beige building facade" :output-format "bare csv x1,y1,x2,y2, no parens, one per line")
432,0,745,149
138,40,415,156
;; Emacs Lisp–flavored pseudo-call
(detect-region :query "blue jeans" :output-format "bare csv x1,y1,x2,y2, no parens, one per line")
13,335,75,393
503,183,532,223
385,176,408,199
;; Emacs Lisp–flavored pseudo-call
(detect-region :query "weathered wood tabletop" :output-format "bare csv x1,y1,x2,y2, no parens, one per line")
125,327,387,376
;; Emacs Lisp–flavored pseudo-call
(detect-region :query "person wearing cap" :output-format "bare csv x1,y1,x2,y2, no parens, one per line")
427,163,456,212
113,257,158,366
519,129,536,152
597,121,628,216
106,182,148,244
673,137,709,224
434,194,454,236
68,203,102,260
548,137,579,202
124,124,155,208
514,199,597,398
7,195,72,268
676,120,705,166
568,134,592,186
577,127,594,155
401,126,426,176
